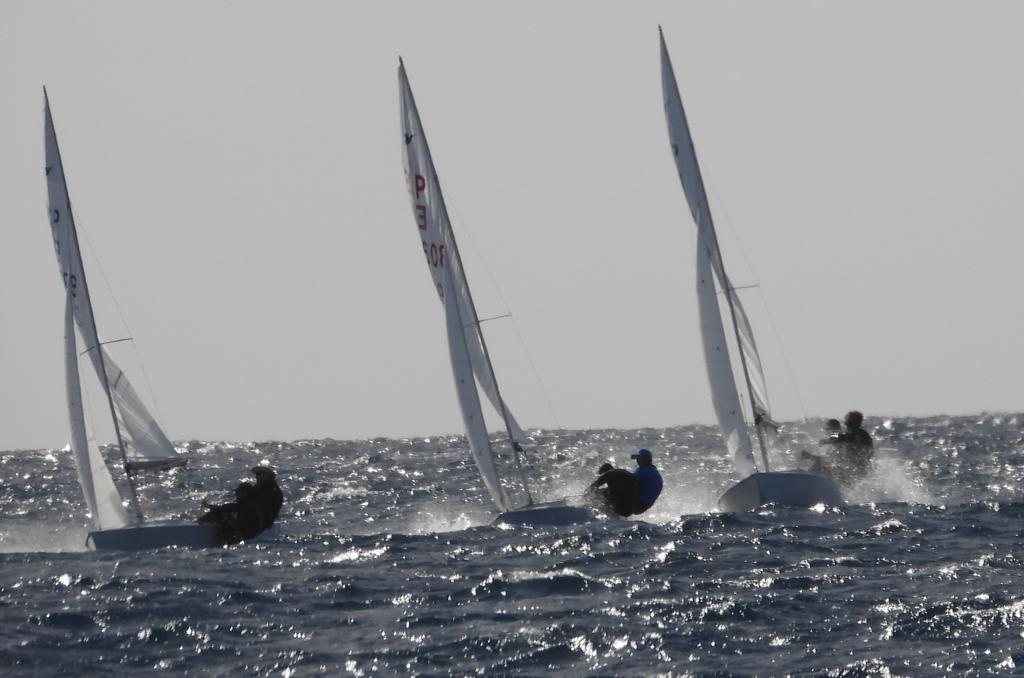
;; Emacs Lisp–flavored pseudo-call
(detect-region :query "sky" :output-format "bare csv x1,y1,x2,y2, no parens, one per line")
3,1,1024,450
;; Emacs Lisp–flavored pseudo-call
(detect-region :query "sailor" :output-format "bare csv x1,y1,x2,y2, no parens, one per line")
197,480,265,543
820,410,873,483
630,448,663,514
251,465,284,529
197,466,283,541
232,482,266,541
799,418,843,476
588,462,637,517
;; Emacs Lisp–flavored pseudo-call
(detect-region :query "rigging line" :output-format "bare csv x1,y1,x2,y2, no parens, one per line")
754,285,808,421
76,223,169,430
444,195,563,430
701,170,809,422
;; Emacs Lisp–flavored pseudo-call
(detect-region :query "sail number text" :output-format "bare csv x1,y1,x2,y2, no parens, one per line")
62,271,79,297
411,173,447,270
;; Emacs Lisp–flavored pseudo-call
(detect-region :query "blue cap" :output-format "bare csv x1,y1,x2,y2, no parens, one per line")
631,448,652,460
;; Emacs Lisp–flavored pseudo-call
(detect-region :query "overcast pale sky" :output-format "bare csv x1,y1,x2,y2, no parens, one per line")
3,1,1024,450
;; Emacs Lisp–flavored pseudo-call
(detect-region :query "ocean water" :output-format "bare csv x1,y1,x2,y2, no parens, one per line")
2,414,1024,676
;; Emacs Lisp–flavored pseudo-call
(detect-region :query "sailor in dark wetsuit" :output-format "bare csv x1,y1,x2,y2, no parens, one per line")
197,481,265,542
198,466,283,542
588,462,637,517
820,410,873,484
587,449,664,517
251,466,283,529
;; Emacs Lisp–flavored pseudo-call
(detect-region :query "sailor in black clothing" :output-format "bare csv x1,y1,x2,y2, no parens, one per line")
197,480,265,542
251,466,283,528
587,462,638,517
198,466,284,542
232,482,266,541
820,410,873,483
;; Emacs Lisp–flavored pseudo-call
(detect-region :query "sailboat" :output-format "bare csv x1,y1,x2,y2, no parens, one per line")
398,60,594,526
658,30,843,512
45,90,223,549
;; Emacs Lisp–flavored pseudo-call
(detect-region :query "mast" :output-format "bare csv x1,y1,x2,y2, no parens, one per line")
398,61,535,505
45,90,145,522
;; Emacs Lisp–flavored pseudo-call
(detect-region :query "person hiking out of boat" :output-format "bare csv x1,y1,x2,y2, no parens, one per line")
252,465,283,530
197,480,265,543
588,449,664,516
587,462,637,517
197,466,281,541
819,410,873,483
799,418,842,476
630,448,663,514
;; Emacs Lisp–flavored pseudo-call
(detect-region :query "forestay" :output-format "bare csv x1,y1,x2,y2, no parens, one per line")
44,94,180,473
398,59,531,511
659,28,775,474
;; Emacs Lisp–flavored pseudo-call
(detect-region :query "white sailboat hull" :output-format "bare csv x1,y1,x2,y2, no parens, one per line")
718,471,844,513
87,521,225,550
87,521,282,551
494,499,601,526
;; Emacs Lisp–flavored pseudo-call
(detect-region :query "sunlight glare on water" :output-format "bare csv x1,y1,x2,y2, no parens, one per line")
2,415,1024,674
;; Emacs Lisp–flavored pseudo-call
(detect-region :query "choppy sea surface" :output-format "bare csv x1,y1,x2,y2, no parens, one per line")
2,414,1024,676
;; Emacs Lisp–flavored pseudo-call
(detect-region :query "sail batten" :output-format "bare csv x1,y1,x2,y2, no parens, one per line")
399,61,532,510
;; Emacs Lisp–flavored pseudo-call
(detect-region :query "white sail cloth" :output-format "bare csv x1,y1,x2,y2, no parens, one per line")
729,284,772,426
694,221,755,475
660,29,774,474
44,96,179,471
64,292,129,530
441,262,512,510
399,60,530,511
98,348,180,466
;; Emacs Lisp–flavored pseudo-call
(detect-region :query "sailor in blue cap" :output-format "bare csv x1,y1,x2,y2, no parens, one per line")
630,448,663,514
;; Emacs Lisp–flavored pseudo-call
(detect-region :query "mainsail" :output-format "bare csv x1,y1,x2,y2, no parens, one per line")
659,28,774,474
44,92,182,475
398,59,532,511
